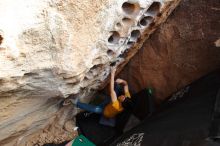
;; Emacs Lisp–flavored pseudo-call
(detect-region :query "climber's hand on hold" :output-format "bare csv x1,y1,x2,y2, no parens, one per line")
111,66,116,77
110,61,116,67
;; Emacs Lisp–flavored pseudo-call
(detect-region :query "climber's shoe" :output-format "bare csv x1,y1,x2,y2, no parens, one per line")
62,98,77,106
146,88,153,96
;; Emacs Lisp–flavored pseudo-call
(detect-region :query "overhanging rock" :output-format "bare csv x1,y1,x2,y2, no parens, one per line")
0,0,181,145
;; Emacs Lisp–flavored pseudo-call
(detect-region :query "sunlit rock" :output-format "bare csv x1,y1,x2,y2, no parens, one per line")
0,0,180,145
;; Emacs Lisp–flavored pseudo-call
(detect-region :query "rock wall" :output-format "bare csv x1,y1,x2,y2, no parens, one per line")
119,0,220,103
0,0,180,145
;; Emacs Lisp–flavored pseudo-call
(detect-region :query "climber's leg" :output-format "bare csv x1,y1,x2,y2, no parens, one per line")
76,101,103,114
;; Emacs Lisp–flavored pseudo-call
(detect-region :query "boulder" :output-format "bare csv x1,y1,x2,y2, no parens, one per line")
119,0,220,102
0,0,180,145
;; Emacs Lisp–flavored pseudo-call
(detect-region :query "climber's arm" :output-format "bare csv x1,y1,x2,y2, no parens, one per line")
110,67,117,102
116,78,131,98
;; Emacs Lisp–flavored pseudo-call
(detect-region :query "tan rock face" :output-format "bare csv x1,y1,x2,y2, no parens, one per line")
0,0,180,145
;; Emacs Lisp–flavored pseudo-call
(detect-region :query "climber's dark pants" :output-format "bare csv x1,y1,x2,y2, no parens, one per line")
76,83,123,114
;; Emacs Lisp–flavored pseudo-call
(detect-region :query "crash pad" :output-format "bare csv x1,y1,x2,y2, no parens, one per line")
72,135,95,146
76,109,131,145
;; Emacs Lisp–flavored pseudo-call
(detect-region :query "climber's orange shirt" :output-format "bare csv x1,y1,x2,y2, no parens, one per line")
103,92,131,118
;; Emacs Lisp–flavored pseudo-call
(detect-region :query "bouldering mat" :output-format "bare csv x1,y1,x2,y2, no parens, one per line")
76,109,131,146
131,88,156,120
72,135,95,146
76,112,116,145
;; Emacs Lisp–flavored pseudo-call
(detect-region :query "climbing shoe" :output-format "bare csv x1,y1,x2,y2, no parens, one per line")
146,88,153,96
62,98,77,106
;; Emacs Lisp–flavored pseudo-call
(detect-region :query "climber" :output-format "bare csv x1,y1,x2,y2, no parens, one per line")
63,66,134,124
